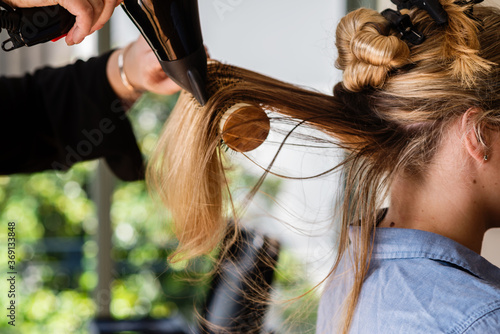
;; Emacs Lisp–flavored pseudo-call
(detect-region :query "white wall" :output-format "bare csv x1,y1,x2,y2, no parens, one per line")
198,0,345,92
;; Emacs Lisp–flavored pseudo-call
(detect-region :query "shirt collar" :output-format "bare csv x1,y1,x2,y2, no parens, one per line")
357,227,500,283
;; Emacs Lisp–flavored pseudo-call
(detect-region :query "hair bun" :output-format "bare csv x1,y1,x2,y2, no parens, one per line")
336,8,411,92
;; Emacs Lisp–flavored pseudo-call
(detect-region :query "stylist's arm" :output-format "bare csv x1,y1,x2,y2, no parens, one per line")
2,0,121,45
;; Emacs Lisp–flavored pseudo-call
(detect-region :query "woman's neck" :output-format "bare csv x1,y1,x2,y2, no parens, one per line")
378,123,490,254
379,173,487,253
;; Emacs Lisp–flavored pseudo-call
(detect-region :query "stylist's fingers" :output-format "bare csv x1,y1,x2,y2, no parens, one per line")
89,0,121,34
155,78,183,96
59,0,97,44
145,63,182,95
124,36,181,95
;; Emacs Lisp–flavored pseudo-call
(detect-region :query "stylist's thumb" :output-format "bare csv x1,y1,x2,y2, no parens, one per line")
61,0,121,45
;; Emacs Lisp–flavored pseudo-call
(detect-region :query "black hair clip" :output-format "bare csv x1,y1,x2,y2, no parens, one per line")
381,9,425,45
391,0,448,25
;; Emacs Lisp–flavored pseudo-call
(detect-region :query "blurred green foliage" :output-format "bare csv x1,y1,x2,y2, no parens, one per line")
0,92,319,334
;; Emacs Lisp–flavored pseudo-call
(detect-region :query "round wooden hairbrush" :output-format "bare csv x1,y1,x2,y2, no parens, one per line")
219,103,271,152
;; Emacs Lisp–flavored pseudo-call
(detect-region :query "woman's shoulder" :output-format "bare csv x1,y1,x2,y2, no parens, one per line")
362,228,500,333
328,254,500,333
317,227,500,333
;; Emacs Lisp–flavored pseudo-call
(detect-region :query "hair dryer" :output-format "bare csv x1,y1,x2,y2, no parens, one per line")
121,0,208,106
0,0,209,106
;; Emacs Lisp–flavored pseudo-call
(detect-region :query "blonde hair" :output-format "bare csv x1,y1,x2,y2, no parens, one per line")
148,1,500,332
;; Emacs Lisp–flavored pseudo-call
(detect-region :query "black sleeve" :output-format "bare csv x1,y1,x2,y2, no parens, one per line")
0,50,144,181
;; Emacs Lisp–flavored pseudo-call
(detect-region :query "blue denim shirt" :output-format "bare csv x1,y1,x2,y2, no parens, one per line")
317,228,500,333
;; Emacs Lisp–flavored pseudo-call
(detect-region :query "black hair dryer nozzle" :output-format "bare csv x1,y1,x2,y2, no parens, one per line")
121,0,209,106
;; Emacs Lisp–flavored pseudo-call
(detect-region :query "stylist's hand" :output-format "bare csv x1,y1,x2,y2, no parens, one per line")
3,0,122,45
107,36,182,105
124,36,182,96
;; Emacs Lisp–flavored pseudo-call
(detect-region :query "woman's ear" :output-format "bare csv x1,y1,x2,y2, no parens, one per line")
462,107,489,164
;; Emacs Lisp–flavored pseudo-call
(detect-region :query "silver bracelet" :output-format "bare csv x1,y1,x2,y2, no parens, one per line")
118,45,138,93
